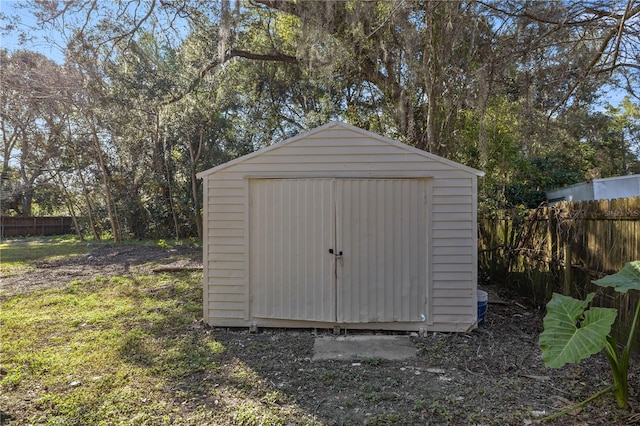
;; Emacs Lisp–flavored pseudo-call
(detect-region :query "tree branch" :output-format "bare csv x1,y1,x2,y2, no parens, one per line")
478,1,605,26
160,49,299,106
250,0,303,17
548,2,640,117
228,49,298,63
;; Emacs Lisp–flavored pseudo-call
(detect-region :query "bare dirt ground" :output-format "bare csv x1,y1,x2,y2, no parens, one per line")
209,302,640,425
2,244,640,425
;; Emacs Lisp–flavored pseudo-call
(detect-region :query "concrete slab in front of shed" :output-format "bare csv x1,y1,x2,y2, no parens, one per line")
312,335,416,361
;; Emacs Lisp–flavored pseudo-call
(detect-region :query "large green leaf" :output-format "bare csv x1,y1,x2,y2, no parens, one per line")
593,261,640,293
540,293,617,368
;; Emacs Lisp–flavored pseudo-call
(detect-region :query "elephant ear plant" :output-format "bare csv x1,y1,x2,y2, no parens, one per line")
539,260,640,416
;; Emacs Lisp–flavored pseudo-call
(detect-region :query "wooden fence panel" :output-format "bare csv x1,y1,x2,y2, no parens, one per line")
0,216,73,238
479,196,640,348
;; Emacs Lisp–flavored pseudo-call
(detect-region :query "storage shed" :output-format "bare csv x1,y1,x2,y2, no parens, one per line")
197,122,484,332
546,174,640,203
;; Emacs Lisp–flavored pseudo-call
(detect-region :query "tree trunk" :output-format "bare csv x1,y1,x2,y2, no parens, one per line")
71,140,101,240
156,111,180,239
621,132,628,174
54,170,84,241
476,65,493,170
189,128,205,241
89,117,121,243
68,118,101,240
21,186,33,216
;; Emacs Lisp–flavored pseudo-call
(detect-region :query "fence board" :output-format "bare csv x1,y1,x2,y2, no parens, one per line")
479,197,640,349
0,216,73,238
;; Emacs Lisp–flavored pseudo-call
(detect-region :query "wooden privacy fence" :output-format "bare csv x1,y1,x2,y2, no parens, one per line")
479,197,640,347
0,216,73,238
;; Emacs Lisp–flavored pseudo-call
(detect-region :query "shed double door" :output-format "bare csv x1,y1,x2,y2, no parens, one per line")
249,178,428,324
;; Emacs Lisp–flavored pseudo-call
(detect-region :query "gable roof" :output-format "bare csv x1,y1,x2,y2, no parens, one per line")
197,121,484,178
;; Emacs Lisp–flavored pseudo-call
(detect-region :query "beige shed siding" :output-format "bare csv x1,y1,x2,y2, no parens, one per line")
336,179,428,323
430,174,477,325
249,179,335,322
204,176,246,320
200,122,482,331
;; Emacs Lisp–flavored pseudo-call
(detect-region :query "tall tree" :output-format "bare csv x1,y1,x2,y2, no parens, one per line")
601,97,640,175
5,0,638,233
0,50,67,215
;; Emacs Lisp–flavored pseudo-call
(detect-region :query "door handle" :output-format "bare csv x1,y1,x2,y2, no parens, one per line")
328,249,343,257
329,249,344,265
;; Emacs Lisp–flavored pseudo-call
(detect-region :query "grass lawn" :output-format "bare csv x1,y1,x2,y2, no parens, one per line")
3,237,637,425
0,237,318,425
0,236,90,277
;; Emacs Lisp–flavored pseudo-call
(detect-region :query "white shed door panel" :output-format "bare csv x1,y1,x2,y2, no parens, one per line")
250,178,427,324
336,179,428,323
250,179,336,322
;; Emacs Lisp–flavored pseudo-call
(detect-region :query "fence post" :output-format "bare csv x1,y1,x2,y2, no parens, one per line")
564,243,572,295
